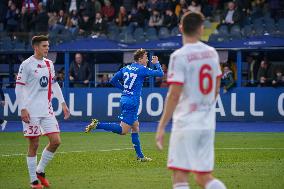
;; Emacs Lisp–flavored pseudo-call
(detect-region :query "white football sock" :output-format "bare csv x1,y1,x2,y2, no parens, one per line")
27,156,37,183
173,182,190,189
36,149,54,173
205,179,226,189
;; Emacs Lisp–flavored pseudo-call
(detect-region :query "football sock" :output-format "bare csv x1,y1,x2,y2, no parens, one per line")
173,182,190,189
97,123,122,134
205,179,226,189
36,149,54,173
131,132,144,158
27,156,37,182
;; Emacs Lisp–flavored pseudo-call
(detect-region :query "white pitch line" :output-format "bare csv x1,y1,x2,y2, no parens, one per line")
1,147,284,157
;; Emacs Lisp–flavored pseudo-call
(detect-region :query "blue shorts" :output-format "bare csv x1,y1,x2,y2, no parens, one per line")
118,97,139,126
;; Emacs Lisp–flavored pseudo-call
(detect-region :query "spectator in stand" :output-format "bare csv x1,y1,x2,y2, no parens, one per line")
246,54,259,86
268,0,281,19
97,74,112,87
92,0,102,13
67,0,81,13
148,9,164,29
5,1,21,37
129,1,150,29
78,12,93,36
188,0,202,13
22,0,38,13
66,10,79,39
257,58,270,87
46,0,65,13
20,6,32,42
51,9,68,35
79,0,95,19
272,69,284,87
48,12,58,30
147,0,160,12
163,8,178,31
175,0,188,18
221,64,235,93
221,1,240,27
102,0,115,22
92,12,107,37
70,53,92,87
56,68,65,88
115,6,129,27
31,3,49,35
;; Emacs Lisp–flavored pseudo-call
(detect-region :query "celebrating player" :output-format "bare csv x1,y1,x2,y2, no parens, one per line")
156,12,227,189
15,35,70,189
85,49,164,162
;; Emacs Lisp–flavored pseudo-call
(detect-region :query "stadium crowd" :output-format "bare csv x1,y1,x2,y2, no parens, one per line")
0,0,284,88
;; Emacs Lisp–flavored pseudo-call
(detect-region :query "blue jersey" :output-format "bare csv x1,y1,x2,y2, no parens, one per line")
110,62,164,101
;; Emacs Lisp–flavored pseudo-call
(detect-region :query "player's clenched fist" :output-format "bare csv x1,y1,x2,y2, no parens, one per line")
21,109,30,123
152,56,159,64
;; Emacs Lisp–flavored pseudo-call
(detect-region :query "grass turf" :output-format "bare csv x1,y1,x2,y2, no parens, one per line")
0,132,284,189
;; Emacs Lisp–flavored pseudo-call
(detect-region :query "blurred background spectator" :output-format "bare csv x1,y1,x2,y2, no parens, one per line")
69,53,91,87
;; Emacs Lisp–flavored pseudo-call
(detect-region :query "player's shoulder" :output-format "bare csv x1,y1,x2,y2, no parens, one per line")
199,42,218,54
20,56,33,68
43,57,53,65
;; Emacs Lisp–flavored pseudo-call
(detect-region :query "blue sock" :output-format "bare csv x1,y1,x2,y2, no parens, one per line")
96,123,122,134
131,133,144,158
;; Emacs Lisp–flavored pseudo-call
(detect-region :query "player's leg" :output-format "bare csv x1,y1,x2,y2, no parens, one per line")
172,170,190,189
27,137,43,188
36,117,60,187
194,173,226,189
131,121,152,161
0,119,7,131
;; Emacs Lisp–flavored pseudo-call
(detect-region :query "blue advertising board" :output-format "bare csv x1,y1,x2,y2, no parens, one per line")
1,88,284,122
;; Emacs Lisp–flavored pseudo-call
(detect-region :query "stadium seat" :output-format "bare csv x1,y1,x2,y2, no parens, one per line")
171,26,180,36
204,19,212,29
252,18,264,28
133,27,145,43
242,25,254,38
218,25,229,35
230,25,241,35
208,34,228,42
158,27,170,39
146,27,158,41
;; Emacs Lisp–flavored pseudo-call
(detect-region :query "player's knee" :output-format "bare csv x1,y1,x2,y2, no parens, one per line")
50,139,61,148
194,173,213,187
173,170,188,183
30,142,39,151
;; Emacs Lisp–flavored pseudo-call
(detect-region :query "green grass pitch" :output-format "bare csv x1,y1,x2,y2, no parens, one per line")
0,132,284,189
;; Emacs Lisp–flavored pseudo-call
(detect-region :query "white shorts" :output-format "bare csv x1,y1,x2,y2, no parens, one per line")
167,129,215,174
23,116,60,138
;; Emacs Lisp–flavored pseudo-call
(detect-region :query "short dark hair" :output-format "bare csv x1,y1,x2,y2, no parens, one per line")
181,12,205,36
134,49,147,62
31,35,49,46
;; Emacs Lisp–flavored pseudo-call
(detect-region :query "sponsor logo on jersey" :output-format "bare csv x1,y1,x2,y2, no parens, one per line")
39,76,48,87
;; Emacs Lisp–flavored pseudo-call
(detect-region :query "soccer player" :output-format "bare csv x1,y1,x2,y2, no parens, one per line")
15,35,70,189
0,85,7,131
85,49,164,162
156,12,227,189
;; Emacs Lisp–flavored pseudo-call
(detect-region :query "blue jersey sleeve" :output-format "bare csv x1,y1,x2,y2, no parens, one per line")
142,62,164,77
110,69,124,91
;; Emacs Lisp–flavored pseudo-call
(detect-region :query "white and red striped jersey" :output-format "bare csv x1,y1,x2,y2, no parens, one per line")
167,41,222,131
16,56,55,117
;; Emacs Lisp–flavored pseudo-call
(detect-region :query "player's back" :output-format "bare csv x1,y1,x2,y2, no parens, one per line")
120,63,147,100
168,42,221,130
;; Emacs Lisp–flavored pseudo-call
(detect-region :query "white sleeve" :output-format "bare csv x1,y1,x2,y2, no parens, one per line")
52,82,65,104
50,61,56,84
15,63,28,111
167,53,185,85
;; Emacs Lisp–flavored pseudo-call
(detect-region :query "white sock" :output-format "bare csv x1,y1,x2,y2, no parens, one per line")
36,149,54,173
173,182,190,189
26,156,37,183
205,179,226,189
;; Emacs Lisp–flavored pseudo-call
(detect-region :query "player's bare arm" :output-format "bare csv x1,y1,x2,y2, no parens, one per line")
21,109,30,123
156,84,183,150
62,102,70,120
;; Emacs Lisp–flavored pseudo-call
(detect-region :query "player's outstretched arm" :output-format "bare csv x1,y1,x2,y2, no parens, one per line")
156,84,182,150
52,82,70,119
110,70,124,91
145,56,164,77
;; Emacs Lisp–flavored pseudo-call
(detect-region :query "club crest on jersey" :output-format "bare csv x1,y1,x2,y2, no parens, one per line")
39,76,48,87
